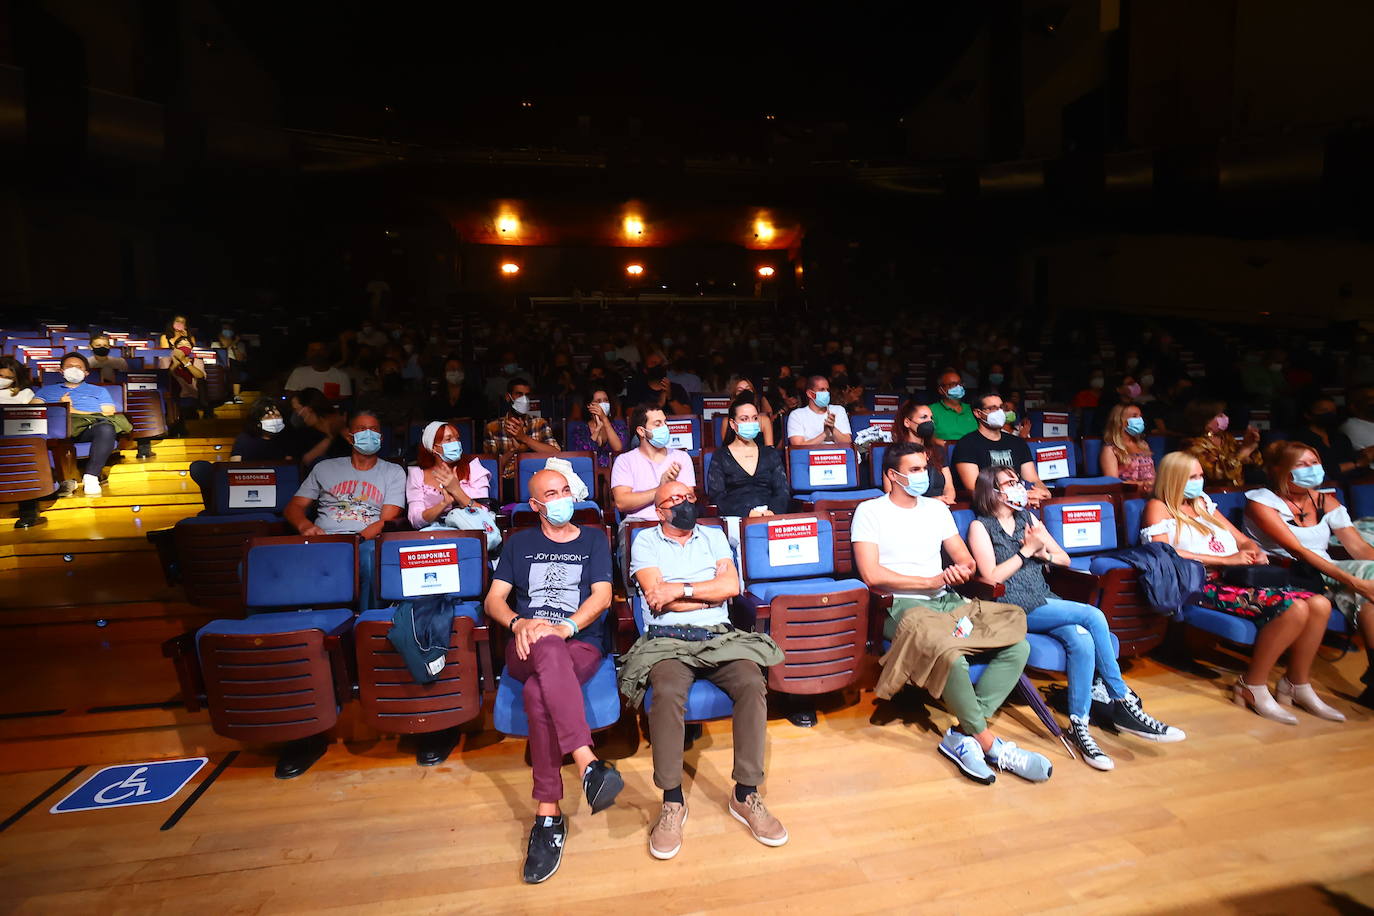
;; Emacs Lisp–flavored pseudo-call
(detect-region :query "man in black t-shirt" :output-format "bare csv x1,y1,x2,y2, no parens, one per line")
484,468,622,884
952,393,1052,505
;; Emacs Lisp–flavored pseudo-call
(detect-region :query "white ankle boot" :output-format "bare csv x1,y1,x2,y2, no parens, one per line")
1233,680,1298,725
1276,677,1346,722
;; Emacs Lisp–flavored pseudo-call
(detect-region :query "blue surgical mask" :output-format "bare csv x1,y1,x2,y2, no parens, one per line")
647,425,672,448
1125,417,1146,436
1183,478,1205,500
988,373,1005,385
537,495,575,525
352,429,382,455
813,390,831,409
736,420,760,441
440,441,463,462
1291,465,1325,489
895,470,929,498
945,384,965,400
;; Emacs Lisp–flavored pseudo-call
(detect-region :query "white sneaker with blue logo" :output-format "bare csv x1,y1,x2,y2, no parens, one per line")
937,728,996,785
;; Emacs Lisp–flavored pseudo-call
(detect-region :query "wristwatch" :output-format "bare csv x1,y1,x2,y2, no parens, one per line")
682,583,694,598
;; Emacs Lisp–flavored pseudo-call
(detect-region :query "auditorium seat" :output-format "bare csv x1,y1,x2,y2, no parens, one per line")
0,436,57,528
786,445,883,506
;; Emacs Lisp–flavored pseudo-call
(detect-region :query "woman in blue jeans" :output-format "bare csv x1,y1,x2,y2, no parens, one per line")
967,466,1186,770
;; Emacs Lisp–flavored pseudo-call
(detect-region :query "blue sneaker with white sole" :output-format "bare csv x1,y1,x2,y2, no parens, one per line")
986,737,1053,782
937,728,996,784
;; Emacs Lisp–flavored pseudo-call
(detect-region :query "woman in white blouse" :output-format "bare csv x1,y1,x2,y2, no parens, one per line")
0,357,35,404
1245,440,1374,711
1142,452,1341,723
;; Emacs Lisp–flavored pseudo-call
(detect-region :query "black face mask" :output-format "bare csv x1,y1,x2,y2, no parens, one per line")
667,500,698,530
1311,412,1342,430
915,420,935,440
92,347,110,357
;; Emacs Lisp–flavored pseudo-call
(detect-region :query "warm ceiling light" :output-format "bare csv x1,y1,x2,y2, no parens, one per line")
753,218,775,242
500,262,520,275
757,266,776,277
626,264,644,276
623,216,644,237
497,214,519,234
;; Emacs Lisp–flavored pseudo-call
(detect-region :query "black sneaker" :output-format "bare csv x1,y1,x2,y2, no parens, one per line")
522,815,566,884
1111,695,1185,743
1090,676,1141,730
1068,715,1114,771
1354,684,1374,711
582,760,624,815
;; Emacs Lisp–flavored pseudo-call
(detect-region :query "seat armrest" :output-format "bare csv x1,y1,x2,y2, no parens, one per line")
322,625,356,704
1044,565,1100,603
867,587,893,649
161,632,204,712
956,580,1006,601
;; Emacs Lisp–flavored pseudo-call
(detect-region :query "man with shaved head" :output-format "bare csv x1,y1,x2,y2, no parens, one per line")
620,479,788,861
485,467,620,884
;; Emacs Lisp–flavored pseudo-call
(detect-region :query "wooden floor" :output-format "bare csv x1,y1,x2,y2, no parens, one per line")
3,407,1374,914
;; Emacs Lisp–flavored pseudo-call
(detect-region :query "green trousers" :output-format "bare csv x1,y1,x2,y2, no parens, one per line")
890,595,1030,735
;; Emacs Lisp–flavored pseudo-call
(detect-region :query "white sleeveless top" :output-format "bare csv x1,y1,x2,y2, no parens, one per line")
1140,494,1239,558
1243,488,1351,561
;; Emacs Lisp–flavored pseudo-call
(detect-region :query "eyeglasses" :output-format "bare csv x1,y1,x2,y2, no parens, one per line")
657,492,697,509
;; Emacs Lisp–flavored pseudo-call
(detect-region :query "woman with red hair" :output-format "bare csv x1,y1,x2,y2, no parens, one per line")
406,421,492,529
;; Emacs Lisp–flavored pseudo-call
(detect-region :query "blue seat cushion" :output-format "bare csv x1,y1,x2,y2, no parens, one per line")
1054,476,1121,488
357,602,481,625
1183,604,1258,645
196,608,354,663
185,512,281,524
644,678,734,722
1088,556,1132,575
493,654,620,737
1069,556,1095,571
1026,630,1121,672
794,487,884,503
745,576,867,605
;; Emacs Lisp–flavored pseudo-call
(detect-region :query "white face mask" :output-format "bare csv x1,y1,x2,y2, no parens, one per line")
445,370,464,385
595,401,611,415
261,417,285,434
63,367,86,384
511,395,530,415
0,377,12,389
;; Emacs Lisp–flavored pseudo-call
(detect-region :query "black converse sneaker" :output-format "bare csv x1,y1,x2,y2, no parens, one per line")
1090,676,1141,729
582,760,624,814
522,815,567,884
1069,715,1114,771
1112,694,1185,742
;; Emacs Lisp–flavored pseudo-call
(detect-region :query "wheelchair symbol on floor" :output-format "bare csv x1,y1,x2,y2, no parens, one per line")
51,757,208,814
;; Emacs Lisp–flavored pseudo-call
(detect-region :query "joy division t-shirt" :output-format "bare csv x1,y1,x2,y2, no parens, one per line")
493,526,612,647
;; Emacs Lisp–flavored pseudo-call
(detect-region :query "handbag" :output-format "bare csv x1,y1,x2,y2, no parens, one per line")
444,503,502,554
1220,561,1325,593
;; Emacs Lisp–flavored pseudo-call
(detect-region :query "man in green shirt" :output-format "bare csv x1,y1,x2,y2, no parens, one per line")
930,369,977,444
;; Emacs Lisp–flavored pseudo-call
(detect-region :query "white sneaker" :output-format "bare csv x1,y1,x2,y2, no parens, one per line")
82,474,102,497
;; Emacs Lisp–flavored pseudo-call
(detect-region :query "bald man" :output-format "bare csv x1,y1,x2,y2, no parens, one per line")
486,467,621,884
621,479,788,861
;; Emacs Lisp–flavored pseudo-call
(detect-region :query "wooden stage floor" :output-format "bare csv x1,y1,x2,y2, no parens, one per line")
3,653,1374,915
2,411,1373,913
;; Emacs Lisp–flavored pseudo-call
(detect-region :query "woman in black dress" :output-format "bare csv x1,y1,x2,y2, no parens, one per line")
706,395,790,517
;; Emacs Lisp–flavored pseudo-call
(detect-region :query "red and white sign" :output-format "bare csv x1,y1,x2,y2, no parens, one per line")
19,346,52,359
701,396,732,421
126,373,159,392
1041,412,1069,438
34,359,61,374
873,394,900,411
1035,445,1070,480
193,349,218,365
868,416,894,435
1061,505,1103,549
42,324,69,332
3,407,48,436
666,419,695,451
226,469,276,509
399,543,460,597
105,332,130,342
526,397,542,418
766,517,820,567
808,449,849,487
1249,409,1271,431
124,340,150,350
1186,362,1206,378
1023,389,1045,409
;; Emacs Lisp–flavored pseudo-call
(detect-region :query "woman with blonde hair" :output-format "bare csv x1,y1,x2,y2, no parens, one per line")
1099,403,1156,495
1142,452,1341,723
1245,440,1374,710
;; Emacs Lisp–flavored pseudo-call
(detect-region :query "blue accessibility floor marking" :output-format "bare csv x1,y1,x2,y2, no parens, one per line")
50,757,208,814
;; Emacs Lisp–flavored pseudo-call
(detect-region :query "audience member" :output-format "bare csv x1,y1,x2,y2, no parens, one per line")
484,467,623,883
157,314,195,349
284,409,405,610
87,334,128,384
706,398,789,518
407,421,492,529
32,353,126,497
214,321,248,404
929,370,976,445
951,392,1051,505
289,388,350,468
424,356,484,425
1341,386,1374,451
285,341,353,401
622,480,787,858
1289,395,1372,480
969,466,1184,771
611,405,695,523
852,442,1050,785
483,377,560,481
1100,403,1157,495
0,356,35,404
1245,442,1374,709
567,387,625,468
785,375,852,447
1184,398,1261,487
888,401,955,503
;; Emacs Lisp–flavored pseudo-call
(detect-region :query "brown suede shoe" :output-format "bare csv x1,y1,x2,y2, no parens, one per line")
649,802,688,860
728,792,788,847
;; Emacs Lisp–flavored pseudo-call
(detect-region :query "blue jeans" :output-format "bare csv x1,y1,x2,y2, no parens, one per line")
1025,598,1128,719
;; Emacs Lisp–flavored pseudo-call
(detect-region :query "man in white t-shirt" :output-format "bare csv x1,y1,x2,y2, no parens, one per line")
1342,386,1374,451
851,441,1048,786
284,341,353,402
785,375,852,447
